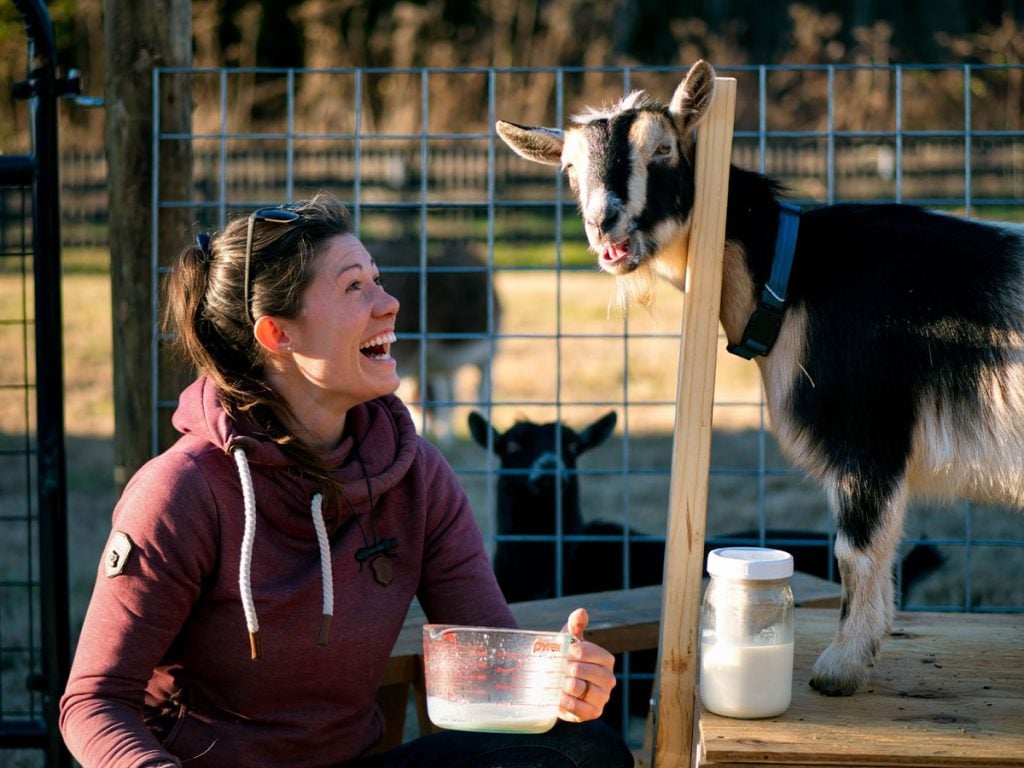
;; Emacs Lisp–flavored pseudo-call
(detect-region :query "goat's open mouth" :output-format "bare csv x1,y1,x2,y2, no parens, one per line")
598,239,636,273
359,331,396,360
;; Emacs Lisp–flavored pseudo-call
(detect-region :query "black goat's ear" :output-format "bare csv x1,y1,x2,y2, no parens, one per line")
468,411,503,453
578,411,617,454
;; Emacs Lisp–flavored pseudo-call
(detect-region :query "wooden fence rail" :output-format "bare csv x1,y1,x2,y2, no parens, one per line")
5,139,1022,250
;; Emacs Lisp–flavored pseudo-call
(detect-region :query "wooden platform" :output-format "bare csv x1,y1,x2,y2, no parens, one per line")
697,608,1024,768
386,571,842,673
380,579,1022,766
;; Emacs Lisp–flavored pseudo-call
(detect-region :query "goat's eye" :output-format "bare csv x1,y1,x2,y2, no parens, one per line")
656,143,672,156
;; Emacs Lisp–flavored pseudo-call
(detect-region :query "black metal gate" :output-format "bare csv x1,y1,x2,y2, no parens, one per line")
1,1,73,765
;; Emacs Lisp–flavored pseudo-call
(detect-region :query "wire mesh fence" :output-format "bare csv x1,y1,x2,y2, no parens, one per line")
1,2,72,759
0,163,48,765
142,62,1024,740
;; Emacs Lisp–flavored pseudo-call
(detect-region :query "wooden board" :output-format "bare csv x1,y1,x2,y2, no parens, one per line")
698,609,1024,767
654,75,738,768
384,572,840,684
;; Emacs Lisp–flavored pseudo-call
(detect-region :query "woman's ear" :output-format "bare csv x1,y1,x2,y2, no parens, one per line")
253,315,293,355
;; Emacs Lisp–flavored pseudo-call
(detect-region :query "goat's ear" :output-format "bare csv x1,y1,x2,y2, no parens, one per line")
496,120,564,166
668,59,716,138
468,411,503,452
578,411,618,454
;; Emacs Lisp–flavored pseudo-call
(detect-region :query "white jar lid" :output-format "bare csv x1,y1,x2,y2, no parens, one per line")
706,547,794,580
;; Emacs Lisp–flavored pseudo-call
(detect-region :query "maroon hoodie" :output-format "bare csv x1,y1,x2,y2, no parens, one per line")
60,376,515,767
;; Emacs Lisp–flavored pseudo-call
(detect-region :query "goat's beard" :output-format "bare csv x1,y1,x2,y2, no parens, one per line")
613,258,660,313
610,223,687,313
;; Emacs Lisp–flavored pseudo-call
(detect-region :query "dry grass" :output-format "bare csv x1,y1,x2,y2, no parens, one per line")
0,266,117,621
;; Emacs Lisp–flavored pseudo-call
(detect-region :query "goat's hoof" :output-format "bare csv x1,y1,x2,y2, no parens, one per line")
808,675,859,696
809,644,869,696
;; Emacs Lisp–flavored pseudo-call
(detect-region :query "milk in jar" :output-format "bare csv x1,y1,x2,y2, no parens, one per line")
699,547,795,719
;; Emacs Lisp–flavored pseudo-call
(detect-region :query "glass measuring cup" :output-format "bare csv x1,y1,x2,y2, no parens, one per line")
422,624,576,733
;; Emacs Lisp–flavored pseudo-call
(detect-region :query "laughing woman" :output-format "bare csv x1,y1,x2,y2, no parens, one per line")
59,194,633,768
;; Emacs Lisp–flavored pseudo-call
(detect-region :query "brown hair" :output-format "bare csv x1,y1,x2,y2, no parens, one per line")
163,192,353,496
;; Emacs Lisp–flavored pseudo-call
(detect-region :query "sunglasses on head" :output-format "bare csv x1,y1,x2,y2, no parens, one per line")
244,206,302,323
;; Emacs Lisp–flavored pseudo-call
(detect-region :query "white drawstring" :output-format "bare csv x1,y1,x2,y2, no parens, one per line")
232,446,262,661
232,447,335,659
311,492,334,646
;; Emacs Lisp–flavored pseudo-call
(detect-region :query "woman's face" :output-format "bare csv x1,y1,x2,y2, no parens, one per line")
281,233,401,413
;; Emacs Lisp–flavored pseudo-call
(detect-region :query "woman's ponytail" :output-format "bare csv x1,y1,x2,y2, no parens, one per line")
163,234,217,376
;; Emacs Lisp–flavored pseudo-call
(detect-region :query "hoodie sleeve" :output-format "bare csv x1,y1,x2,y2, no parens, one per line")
60,451,220,768
414,440,517,628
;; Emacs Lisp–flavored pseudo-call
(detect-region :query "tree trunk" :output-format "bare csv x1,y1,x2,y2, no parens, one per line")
104,0,193,492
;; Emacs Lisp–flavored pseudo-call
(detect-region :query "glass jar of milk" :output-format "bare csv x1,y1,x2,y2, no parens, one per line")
699,547,795,719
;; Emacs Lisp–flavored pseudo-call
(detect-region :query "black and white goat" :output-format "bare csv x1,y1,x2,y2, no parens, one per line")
495,59,1024,696
373,239,500,440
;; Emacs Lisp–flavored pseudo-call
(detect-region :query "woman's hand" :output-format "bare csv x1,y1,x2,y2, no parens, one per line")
558,608,617,722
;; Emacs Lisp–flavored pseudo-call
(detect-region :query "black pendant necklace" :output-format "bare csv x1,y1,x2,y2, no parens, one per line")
349,444,398,586
354,536,399,586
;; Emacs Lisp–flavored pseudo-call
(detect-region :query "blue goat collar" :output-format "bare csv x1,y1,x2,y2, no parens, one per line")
726,201,801,360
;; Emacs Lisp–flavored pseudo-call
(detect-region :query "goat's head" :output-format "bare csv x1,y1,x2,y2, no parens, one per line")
468,410,618,500
496,59,716,305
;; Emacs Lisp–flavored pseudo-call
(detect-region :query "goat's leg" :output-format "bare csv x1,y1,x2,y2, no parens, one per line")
809,474,907,696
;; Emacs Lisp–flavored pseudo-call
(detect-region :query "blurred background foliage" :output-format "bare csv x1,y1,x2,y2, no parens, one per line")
2,0,1024,149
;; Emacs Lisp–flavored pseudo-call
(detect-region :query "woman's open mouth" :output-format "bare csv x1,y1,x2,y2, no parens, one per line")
359,331,396,360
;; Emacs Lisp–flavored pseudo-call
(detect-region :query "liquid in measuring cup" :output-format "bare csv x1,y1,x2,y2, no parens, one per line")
425,698,559,734
422,624,572,734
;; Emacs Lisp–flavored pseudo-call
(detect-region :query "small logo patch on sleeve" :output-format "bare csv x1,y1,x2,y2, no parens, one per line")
104,531,134,578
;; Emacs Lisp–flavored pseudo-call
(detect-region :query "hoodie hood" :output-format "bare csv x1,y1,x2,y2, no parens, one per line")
171,375,419,659
172,376,419,521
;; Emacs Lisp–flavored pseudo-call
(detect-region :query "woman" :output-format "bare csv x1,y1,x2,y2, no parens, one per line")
59,194,634,768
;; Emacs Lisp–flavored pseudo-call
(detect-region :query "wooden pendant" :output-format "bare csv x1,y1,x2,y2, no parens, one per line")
371,555,394,586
